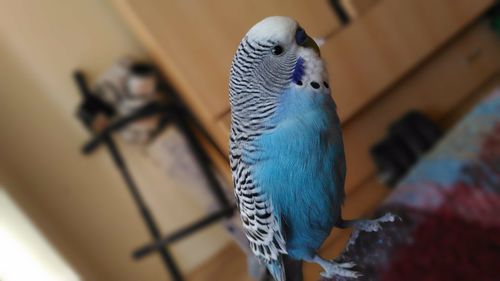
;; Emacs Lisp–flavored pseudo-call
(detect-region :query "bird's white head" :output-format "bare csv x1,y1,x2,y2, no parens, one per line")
246,16,297,46
229,16,330,117
244,16,320,57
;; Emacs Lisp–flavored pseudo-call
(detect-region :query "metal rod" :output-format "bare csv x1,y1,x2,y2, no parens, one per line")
74,72,93,98
174,111,233,210
133,207,235,259
82,103,175,154
104,135,184,281
159,80,228,159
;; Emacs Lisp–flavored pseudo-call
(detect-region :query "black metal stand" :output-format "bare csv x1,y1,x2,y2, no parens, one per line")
74,70,234,281
105,134,184,281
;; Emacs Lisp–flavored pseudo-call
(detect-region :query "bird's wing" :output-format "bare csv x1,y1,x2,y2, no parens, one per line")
230,130,287,263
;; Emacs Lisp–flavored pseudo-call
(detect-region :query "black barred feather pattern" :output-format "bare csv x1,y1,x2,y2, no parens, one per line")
229,37,295,264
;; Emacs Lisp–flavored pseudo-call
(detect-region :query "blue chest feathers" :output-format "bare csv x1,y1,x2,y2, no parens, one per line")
248,87,346,259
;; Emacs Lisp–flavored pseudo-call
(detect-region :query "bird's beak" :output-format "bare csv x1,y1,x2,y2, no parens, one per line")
302,36,321,56
296,27,321,56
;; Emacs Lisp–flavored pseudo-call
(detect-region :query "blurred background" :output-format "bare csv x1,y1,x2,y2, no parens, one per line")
0,0,499,281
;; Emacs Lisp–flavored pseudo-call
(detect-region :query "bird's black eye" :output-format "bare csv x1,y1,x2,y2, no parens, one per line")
271,45,284,56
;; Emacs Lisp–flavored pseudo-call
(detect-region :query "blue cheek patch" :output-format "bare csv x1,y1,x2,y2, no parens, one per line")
292,57,305,84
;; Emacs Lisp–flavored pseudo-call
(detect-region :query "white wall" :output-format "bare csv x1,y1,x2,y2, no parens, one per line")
0,187,80,281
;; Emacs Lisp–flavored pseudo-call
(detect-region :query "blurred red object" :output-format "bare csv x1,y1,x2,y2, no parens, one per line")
381,184,500,281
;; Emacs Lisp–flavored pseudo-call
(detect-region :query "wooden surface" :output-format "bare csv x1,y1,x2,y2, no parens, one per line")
113,0,342,152
341,20,500,192
114,0,494,155
188,240,253,281
340,0,380,19
324,0,494,122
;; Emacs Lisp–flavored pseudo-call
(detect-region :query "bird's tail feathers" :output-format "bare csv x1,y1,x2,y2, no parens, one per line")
266,256,303,281
266,259,285,281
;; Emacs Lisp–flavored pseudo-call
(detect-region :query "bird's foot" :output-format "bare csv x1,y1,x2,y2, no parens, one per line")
347,213,399,248
319,261,361,279
310,255,361,279
353,213,398,233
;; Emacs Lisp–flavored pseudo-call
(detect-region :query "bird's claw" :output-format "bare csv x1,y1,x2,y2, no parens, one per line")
319,261,361,279
347,213,400,249
338,262,356,268
354,212,399,233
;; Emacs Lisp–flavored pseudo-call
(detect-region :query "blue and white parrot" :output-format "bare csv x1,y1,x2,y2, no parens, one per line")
229,17,395,280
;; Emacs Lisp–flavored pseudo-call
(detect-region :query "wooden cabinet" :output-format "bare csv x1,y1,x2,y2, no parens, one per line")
115,0,494,158
341,20,500,193
323,0,493,122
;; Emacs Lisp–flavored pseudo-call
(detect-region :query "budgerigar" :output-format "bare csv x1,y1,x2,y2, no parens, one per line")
229,17,395,281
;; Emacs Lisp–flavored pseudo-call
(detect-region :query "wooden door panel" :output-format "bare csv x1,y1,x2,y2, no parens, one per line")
323,0,493,121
